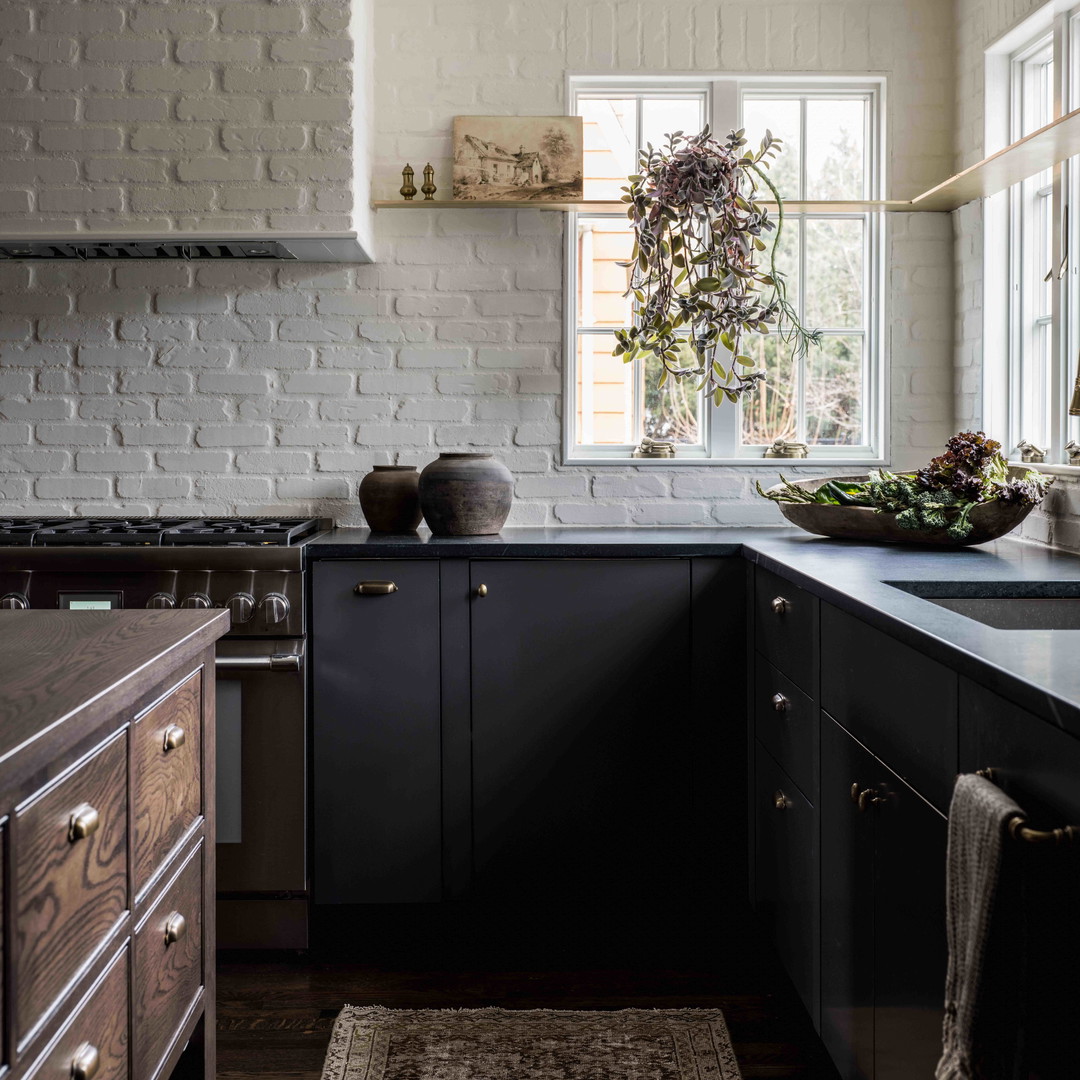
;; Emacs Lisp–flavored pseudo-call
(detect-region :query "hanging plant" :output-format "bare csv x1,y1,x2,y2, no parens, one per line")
613,126,820,407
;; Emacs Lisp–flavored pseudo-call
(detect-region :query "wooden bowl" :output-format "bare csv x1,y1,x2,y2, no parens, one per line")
765,472,1039,547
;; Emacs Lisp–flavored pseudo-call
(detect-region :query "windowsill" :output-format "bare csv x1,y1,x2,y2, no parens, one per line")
563,454,889,468
1008,460,1080,477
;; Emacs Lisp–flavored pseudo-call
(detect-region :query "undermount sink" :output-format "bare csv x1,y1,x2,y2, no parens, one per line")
886,581,1080,629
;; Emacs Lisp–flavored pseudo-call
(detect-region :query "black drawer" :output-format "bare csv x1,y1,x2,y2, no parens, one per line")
755,566,818,694
821,605,957,812
755,657,817,802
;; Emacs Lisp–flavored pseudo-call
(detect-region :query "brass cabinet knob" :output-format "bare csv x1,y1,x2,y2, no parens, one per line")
70,1041,100,1080
771,596,789,615
850,782,862,804
774,790,792,811
354,581,398,596
68,803,100,843
163,724,186,752
476,584,488,597
164,912,187,946
854,787,885,813
771,692,789,712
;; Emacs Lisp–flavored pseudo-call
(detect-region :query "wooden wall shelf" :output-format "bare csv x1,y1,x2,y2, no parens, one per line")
373,105,1080,215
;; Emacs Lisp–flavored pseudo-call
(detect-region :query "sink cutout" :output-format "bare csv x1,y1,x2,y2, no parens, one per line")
886,581,1080,630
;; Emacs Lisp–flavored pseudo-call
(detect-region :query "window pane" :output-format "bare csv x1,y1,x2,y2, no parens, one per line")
805,99,866,200
740,336,797,445
577,219,633,328
641,97,706,155
804,218,864,327
643,346,701,445
806,335,864,445
576,334,633,445
742,97,801,200
764,209,800,311
580,98,637,200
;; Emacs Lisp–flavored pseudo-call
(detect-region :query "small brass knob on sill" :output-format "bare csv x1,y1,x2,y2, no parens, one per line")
771,596,789,615
164,912,187,946
68,804,100,843
475,584,488,597
772,693,789,712
70,1042,100,1080
163,724,186,752
774,790,792,811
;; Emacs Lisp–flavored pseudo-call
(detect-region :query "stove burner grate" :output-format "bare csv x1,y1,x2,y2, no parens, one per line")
0,517,324,547
161,518,322,546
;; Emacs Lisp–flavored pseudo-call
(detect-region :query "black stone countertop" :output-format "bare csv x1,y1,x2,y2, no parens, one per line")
308,526,1080,734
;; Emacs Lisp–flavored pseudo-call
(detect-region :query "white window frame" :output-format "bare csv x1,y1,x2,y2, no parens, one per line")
563,74,887,467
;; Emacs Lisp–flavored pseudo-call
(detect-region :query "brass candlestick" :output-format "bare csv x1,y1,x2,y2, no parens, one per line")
421,163,437,201
400,164,417,201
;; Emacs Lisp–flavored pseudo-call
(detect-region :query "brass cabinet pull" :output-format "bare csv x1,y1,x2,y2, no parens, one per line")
476,584,488,597
774,789,792,811
853,786,885,813
771,692,789,712
68,804,100,843
70,1042,100,1080
771,596,789,615
354,581,398,596
164,912,187,946
163,724,186,752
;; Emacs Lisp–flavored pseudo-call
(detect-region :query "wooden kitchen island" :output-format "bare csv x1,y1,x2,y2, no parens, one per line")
0,609,227,1080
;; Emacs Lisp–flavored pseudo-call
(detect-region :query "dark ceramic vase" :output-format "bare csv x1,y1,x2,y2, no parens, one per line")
418,453,513,536
359,465,422,533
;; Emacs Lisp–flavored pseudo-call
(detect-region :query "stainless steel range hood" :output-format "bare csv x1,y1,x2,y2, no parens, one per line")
0,233,370,263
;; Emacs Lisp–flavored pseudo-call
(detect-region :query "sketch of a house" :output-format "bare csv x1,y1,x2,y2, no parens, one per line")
456,137,543,186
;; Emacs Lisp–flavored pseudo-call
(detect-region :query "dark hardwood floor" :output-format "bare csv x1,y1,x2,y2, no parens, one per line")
217,899,839,1079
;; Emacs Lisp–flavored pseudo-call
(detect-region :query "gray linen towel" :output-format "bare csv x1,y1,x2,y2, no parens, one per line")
935,773,1024,1080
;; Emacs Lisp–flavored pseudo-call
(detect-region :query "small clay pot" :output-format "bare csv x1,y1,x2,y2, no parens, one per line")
359,465,422,533
418,453,513,536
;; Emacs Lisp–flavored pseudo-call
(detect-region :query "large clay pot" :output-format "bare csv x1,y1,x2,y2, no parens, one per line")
419,453,513,536
359,465,422,533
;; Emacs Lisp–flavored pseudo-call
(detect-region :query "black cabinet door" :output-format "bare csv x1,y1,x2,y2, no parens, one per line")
312,560,443,904
821,715,875,1080
469,559,693,902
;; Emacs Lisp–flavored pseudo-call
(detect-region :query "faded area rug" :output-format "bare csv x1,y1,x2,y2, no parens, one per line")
321,1006,743,1079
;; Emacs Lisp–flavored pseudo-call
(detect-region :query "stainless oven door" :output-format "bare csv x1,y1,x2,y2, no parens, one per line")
214,637,307,947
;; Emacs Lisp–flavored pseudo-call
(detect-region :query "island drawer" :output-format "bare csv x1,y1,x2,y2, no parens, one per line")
755,566,818,694
134,843,203,1080
755,657,817,801
25,945,128,1080
132,670,203,895
821,605,957,812
15,732,128,1046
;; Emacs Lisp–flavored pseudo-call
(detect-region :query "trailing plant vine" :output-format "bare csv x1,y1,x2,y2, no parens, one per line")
613,126,820,407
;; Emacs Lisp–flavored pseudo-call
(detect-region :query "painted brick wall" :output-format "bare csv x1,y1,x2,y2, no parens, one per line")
0,0,957,527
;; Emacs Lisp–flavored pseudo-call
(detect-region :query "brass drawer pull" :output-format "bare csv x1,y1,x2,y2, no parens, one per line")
476,584,488,598
853,786,885,813
774,790,792,811
70,1042,100,1080
163,724,186,751
771,596,789,615
354,581,398,596
164,911,187,946
771,692,789,712
68,803,100,843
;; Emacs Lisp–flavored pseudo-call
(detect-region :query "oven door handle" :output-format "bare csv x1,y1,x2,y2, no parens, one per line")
216,653,302,672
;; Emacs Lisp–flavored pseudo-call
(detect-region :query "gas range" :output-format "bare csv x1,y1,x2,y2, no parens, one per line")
0,516,328,637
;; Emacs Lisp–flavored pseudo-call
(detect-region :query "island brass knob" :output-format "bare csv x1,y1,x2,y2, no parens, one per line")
180,593,211,610
0,592,29,609
476,584,488,597
146,592,176,610
227,592,255,624
70,1041,100,1080
163,724,186,752
164,912,187,946
259,592,290,626
772,692,789,712
771,596,789,615
774,790,792,811
856,787,885,813
68,803,100,843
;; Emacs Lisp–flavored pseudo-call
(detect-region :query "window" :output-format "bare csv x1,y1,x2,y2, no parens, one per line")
565,77,884,465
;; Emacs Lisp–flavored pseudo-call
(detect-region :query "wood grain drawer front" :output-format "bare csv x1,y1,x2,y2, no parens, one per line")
134,844,203,1080
755,658,817,801
754,566,818,694
25,946,128,1080
133,671,202,893
15,733,128,1046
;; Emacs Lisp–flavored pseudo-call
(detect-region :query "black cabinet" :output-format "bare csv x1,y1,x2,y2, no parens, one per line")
820,715,946,1080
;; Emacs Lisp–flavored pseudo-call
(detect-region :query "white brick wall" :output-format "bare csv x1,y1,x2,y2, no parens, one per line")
0,0,958,526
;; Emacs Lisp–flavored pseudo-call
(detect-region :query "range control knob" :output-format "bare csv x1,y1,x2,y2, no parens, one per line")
146,593,176,610
259,592,290,626
0,593,28,610
227,592,255,625
180,593,211,610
